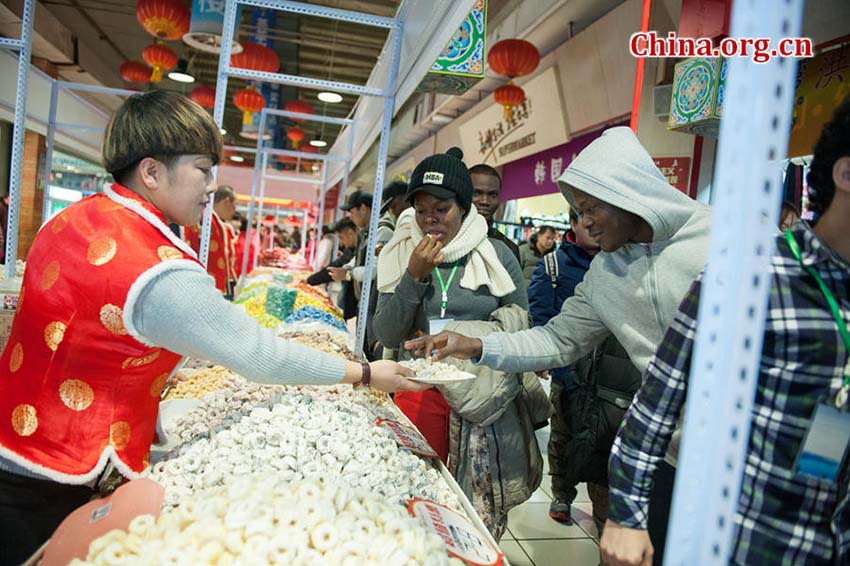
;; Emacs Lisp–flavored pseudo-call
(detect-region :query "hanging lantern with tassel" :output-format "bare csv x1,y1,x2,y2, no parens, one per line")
233,86,266,125
287,126,305,150
487,39,540,120
142,42,178,82
231,41,280,74
283,100,314,122
136,0,190,41
190,85,216,109
493,83,525,121
120,61,152,84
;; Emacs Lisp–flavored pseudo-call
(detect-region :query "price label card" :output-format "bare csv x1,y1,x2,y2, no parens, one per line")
408,498,503,566
376,418,439,459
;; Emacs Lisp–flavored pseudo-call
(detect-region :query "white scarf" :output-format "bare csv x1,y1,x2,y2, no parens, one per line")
377,206,517,297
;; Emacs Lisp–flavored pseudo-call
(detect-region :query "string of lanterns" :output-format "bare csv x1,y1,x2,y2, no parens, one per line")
122,0,326,160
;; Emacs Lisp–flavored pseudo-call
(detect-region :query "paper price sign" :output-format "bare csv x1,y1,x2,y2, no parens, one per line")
408,498,503,566
376,418,439,459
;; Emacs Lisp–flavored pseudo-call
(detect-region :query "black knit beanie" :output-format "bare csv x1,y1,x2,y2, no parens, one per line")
406,147,473,213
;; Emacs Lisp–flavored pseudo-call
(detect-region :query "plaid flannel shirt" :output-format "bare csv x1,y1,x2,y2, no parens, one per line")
608,221,850,564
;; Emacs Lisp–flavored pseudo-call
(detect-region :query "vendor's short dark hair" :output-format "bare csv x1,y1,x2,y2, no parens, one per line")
807,94,850,216
103,90,223,185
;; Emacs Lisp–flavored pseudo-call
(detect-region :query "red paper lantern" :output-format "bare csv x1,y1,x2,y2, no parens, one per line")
284,100,314,122
233,86,266,125
287,126,305,149
493,83,526,120
231,41,280,74
487,39,540,78
120,61,152,84
136,0,190,41
142,42,177,82
190,85,216,109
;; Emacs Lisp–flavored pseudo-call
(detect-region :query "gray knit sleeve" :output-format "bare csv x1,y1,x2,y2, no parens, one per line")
132,268,346,385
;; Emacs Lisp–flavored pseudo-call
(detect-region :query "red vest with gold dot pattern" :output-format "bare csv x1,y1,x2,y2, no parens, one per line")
185,211,236,293
0,184,204,482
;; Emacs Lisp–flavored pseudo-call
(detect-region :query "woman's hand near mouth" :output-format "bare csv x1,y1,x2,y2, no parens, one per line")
407,234,445,281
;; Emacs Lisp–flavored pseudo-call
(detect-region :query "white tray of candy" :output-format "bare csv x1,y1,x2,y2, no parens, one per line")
400,358,476,384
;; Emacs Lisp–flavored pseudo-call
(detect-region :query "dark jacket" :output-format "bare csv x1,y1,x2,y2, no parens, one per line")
305,246,354,286
528,234,593,386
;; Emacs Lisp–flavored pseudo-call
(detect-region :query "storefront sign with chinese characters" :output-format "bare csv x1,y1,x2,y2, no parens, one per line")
789,41,850,157
500,122,628,201
458,67,568,166
652,157,692,195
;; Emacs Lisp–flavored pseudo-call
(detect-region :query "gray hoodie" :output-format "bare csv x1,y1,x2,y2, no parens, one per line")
477,126,711,463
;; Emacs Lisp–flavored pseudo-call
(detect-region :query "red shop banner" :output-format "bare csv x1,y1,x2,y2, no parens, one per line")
653,157,692,196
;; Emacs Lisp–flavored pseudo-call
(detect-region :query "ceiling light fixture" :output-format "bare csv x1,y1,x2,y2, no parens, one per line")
220,128,227,135
317,91,342,103
168,58,195,83
229,155,245,163
309,139,327,148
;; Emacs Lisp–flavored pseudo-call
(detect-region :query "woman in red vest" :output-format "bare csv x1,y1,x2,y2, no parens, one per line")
0,91,425,564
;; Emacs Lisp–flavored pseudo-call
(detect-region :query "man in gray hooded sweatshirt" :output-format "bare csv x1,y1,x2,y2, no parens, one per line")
406,126,711,559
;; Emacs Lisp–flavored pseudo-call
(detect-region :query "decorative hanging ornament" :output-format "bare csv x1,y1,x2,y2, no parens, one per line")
283,100,314,122
487,39,539,122
136,0,190,41
142,42,178,82
190,85,216,109
493,83,525,120
287,126,305,150
233,86,265,125
487,39,540,78
231,41,280,74
120,61,152,84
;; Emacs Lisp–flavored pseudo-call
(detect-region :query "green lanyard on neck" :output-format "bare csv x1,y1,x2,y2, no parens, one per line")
786,230,850,403
433,262,460,319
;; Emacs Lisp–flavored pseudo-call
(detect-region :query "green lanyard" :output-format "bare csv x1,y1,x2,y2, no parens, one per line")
786,230,850,407
433,262,460,319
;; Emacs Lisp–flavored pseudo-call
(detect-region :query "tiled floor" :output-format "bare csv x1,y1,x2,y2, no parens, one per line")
499,425,601,566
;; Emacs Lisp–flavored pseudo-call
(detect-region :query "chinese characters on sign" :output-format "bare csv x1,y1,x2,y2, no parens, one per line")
789,42,850,157
458,67,568,166
477,99,532,157
652,157,692,195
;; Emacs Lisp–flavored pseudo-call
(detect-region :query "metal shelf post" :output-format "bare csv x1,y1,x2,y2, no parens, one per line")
664,1,804,564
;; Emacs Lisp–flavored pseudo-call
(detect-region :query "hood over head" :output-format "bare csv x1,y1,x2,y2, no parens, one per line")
557,126,704,242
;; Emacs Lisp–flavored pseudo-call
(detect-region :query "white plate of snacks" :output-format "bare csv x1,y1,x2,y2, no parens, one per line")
400,359,476,384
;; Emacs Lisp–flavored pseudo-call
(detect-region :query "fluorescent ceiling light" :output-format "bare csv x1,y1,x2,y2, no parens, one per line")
318,92,343,103
229,155,245,163
168,59,195,83
309,139,327,148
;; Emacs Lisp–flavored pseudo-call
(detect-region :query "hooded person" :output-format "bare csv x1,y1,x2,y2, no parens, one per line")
405,126,712,557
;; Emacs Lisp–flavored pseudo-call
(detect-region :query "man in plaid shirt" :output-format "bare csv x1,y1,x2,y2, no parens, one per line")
601,97,850,565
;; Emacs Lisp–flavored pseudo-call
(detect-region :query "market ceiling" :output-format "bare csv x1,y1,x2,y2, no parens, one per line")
32,0,398,160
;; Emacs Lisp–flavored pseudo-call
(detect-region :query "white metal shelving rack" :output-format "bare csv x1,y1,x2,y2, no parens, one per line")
214,0,403,357
1,0,34,281
664,1,805,564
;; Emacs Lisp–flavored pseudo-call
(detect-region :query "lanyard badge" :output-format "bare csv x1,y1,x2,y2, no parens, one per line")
433,262,460,319
786,231,850,409
787,231,850,482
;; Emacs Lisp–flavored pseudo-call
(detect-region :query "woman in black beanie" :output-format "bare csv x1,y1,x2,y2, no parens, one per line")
374,148,549,540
